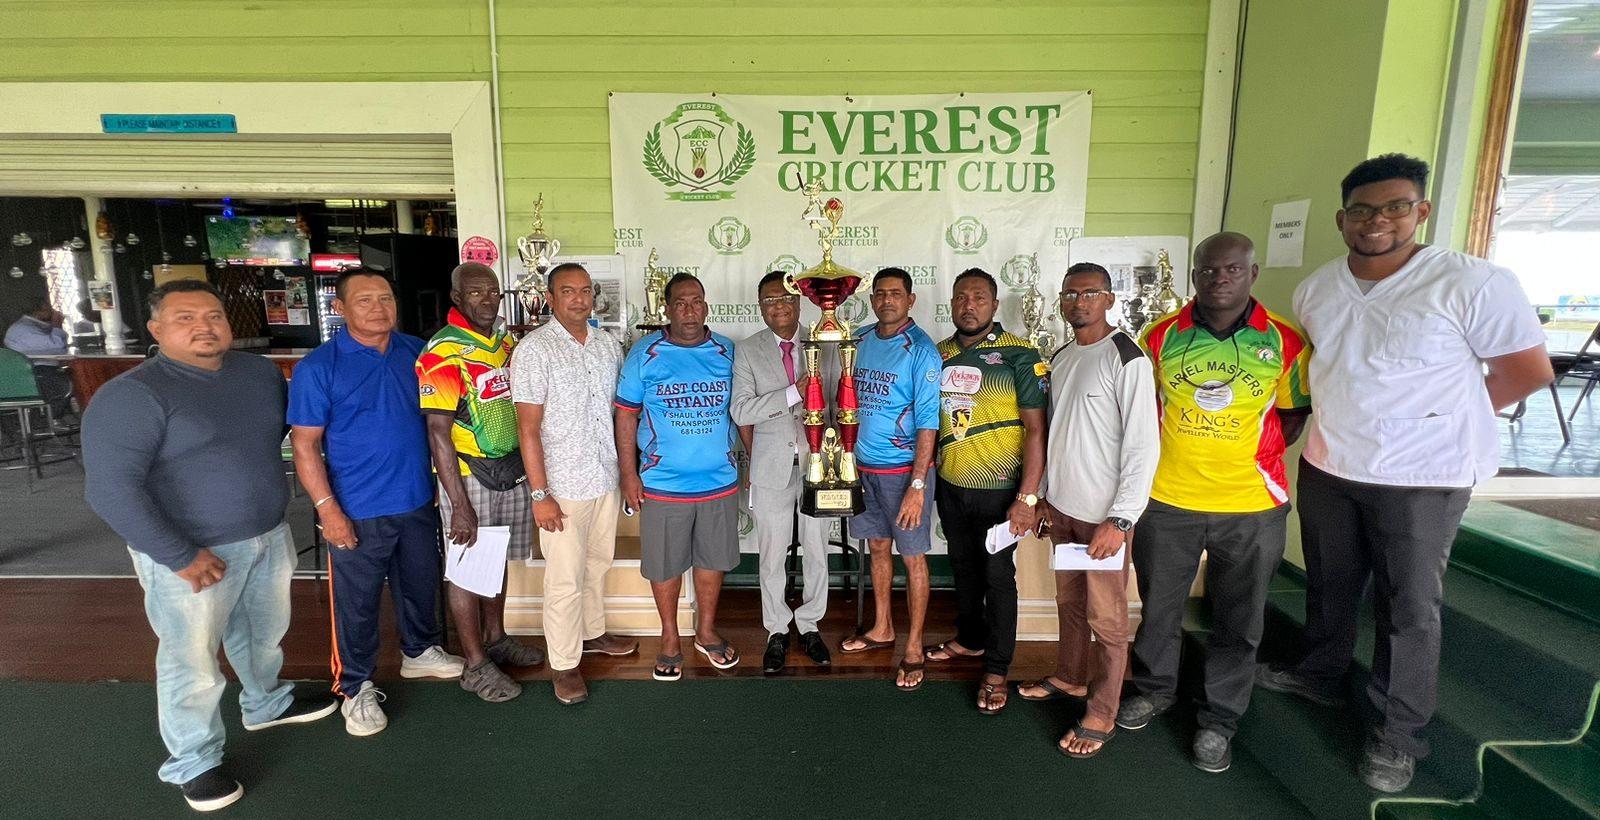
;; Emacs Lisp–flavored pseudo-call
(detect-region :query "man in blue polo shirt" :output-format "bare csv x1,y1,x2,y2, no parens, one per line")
288,269,464,737
837,267,942,692
615,273,742,680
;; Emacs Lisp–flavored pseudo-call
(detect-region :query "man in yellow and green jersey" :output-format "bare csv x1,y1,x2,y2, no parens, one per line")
417,262,543,703
1116,233,1312,776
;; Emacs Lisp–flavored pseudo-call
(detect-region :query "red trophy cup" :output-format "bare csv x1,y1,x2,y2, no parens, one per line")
788,179,866,517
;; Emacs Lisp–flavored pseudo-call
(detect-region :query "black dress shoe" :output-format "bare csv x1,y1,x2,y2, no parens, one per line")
799,631,832,666
763,633,790,675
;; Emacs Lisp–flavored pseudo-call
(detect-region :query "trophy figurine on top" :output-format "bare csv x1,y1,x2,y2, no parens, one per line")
785,178,867,517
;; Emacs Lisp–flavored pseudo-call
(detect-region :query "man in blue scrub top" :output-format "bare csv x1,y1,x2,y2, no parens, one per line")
288,269,464,737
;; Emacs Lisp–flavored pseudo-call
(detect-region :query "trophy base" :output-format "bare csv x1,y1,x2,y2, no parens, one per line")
800,483,865,518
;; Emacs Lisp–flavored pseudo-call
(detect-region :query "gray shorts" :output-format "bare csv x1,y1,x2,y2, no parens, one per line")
437,477,534,561
850,469,935,556
639,492,741,582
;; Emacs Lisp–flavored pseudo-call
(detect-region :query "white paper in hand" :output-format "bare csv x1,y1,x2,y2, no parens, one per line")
1052,542,1125,571
445,525,510,597
985,521,1024,554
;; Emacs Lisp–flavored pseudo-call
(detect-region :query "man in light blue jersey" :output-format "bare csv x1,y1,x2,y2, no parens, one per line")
837,267,942,691
615,273,742,680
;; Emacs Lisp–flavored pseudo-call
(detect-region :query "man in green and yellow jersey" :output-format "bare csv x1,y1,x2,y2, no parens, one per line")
418,262,545,703
924,268,1048,716
1116,233,1312,775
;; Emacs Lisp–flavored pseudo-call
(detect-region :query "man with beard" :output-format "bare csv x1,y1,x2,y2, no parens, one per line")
419,262,545,703
1118,232,1312,775
925,268,1048,715
1256,154,1551,792
1018,262,1158,758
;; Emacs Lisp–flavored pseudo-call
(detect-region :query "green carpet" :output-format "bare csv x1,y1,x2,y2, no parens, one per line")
0,679,1314,819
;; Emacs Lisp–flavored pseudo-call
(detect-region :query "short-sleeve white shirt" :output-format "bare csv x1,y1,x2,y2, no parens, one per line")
508,320,623,500
1293,246,1545,488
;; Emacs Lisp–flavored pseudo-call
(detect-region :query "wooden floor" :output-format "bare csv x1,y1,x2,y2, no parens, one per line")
0,578,1055,684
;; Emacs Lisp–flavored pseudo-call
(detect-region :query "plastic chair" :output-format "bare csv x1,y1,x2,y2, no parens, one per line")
0,348,76,492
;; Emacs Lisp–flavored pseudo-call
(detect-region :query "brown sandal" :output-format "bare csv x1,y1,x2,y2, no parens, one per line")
977,681,1008,715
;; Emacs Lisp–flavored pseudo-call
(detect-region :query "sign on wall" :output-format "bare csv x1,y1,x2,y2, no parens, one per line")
609,92,1091,341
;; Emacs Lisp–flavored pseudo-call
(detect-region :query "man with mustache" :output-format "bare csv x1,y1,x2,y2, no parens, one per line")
83,280,336,812
1119,232,1312,775
616,273,742,679
1257,154,1552,792
926,268,1048,715
1020,262,1158,758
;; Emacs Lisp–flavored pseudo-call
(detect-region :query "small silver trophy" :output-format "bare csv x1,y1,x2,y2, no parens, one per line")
512,194,560,334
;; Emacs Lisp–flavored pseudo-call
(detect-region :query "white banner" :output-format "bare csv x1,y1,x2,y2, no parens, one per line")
608,92,1091,342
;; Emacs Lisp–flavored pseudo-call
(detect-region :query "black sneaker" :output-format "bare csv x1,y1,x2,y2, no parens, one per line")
1255,663,1343,707
1115,693,1173,730
242,691,339,731
763,633,790,675
181,767,243,812
1192,728,1232,773
1360,738,1415,793
799,631,832,666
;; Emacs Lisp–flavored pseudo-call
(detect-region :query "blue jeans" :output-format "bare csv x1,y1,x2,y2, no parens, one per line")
129,521,296,785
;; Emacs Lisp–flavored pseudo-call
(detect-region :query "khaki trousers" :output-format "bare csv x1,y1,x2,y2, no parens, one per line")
1049,504,1132,723
542,491,620,671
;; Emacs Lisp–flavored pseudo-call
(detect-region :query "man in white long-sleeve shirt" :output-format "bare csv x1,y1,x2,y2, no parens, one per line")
1017,262,1158,759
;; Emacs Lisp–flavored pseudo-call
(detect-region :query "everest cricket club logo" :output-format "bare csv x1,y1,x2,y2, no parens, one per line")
767,254,804,278
838,294,871,327
999,254,1034,293
945,216,989,254
707,216,751,255
642,102,757,201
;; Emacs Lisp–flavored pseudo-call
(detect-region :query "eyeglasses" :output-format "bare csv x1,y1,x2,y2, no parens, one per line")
1059,289,1110,303
758,294,799,307
1342,199,1422,222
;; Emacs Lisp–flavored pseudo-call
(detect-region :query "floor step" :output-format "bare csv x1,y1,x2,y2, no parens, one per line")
1480,740,1600,819
1452,501,1600,625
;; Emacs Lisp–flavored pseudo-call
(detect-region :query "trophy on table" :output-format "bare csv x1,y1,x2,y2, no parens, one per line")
785,178,866,517
635,247,669,333
511,194,560,336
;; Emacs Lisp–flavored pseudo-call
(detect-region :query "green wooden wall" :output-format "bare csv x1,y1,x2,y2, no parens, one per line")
0,0,1210,255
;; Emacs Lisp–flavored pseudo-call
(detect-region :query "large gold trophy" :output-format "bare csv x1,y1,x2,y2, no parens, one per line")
787,179,866,517
635,247,669,332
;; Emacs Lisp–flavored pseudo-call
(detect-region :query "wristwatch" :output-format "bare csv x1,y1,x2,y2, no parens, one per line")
529,487,553,502
909,478,927,491
1108,516,1134,532
1016,492,1039,507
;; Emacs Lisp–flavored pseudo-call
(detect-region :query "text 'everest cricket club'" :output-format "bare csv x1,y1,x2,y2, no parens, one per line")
642,101,1064,199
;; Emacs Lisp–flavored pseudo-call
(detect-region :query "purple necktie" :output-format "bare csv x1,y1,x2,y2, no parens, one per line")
780,340,796,384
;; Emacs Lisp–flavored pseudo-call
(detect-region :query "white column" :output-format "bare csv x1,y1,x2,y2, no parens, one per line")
83,196,128,354
394,199,415,234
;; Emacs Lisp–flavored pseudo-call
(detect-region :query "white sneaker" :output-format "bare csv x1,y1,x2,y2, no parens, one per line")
340,681,388,737
400,645,466,679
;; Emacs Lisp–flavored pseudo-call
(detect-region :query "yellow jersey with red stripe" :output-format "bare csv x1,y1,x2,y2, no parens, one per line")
416,308,518,475
1138,300,1311,513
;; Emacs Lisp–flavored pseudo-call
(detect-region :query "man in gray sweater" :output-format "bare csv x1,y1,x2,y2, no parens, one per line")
83,280,336,813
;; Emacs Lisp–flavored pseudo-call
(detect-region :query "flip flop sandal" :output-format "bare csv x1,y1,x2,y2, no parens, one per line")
694,641,740,670
839,633,895,654
652,653,683,682
977,681,1008,715
1058,724,1116,759
1018,678,1088,702
925,641,986,663
895,658,926,693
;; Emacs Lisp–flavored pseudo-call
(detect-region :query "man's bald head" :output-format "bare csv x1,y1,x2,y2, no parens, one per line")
1193,231,1256,268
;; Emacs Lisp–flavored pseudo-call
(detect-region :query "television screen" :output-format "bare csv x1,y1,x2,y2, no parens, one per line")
205,216,310,266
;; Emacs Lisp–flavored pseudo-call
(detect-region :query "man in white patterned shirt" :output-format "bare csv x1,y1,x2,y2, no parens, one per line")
510,262,638,705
